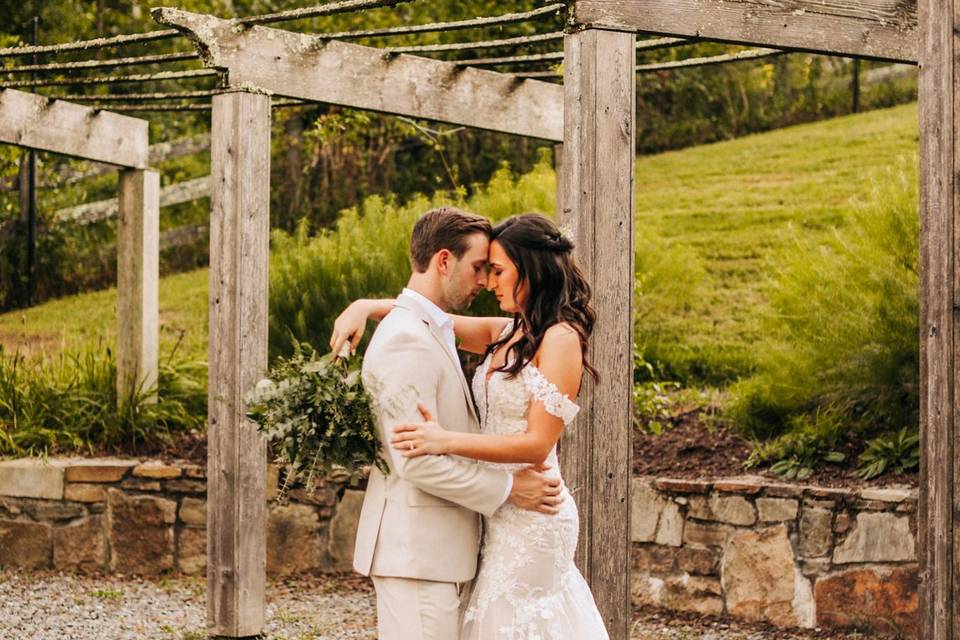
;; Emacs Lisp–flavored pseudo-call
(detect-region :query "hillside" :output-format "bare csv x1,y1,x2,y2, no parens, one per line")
0,103,919,376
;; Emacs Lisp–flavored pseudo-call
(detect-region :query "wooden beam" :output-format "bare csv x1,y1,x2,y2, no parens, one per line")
116,169,160,405
160,222,207,250
917,0,955,633
559,29,634,640
0,135,210,192
152,8,563,142
570,0,918,63
206,90,270,638
57,176,210,225
0,89,148,168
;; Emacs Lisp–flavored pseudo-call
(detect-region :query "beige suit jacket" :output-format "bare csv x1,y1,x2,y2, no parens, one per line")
353,293,511,583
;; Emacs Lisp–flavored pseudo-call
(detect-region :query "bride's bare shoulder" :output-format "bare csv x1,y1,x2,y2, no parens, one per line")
544,322,581,345
537,323,582,363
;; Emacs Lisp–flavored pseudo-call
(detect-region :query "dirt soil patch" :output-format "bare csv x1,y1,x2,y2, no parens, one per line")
634,409,918,489
91,408,918,491
90,430,207,465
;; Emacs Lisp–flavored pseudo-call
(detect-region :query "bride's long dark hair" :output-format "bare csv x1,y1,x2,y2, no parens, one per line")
485,213,598,383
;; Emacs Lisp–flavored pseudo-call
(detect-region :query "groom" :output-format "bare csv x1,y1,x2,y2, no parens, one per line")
352,207,563,640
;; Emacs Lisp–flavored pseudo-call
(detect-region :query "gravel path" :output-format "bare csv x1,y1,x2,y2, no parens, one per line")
0,571,873,640
0,571,375,640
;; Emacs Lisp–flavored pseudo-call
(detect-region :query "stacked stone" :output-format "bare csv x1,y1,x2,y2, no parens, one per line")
0,459,919,636
0,458,364,577
631,476,918,638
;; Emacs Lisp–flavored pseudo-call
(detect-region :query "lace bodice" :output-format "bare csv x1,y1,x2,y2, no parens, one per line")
471,336,580,441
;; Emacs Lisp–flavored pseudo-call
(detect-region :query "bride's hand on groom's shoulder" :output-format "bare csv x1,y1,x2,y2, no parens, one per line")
390,403,452,457
329,301,370,357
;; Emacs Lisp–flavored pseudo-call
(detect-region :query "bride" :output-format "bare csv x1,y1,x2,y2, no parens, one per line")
333,213,608,639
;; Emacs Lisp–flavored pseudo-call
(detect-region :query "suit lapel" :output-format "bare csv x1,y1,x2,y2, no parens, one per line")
395,295,479,424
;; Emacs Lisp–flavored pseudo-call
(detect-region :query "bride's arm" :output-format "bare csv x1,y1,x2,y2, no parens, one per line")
329,298,394,355
391,324,583,464
329,300,511,356
448,314,512,354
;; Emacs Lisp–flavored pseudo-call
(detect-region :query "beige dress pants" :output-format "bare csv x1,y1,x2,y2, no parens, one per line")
371,575,466,640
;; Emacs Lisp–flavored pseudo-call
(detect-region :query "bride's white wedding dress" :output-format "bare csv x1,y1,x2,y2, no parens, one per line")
461,337,609,639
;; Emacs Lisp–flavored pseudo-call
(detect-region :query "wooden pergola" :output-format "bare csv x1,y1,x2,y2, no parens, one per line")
0,0,947,638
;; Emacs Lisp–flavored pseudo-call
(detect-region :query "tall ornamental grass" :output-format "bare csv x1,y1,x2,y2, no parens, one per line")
268,154,555,360
725,156,919,441
269,151,703,366
633,221,707,382
0,344,206,456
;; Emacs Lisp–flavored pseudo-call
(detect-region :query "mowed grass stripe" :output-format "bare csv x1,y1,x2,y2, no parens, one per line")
636,102,917,380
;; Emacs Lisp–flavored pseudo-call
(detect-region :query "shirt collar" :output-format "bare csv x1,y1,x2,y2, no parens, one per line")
402,287,452,332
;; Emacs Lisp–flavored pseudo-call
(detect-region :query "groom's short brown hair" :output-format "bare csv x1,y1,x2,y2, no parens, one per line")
410,207,491,273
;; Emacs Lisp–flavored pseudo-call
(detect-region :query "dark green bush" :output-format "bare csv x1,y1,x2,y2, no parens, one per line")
858,427,919,479
743,409,847,480
726,156,919,442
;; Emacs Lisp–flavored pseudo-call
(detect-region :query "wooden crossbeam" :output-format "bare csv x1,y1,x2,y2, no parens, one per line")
0,88,148,168
0,135,210,192
570,0,918,63
152,8,563,142
56,176,210,224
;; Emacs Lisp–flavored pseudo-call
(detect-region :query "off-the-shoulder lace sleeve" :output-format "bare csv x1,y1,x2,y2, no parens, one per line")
521,365,580,425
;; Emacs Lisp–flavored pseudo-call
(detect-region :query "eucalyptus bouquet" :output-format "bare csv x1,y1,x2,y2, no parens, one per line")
245,341,386,495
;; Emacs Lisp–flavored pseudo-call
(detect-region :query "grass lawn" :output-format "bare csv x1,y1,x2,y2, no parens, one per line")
0,103,919,378
0,268,208,362
636,102,917,381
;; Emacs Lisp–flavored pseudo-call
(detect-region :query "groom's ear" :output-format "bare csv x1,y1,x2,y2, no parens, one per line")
435,248,453,275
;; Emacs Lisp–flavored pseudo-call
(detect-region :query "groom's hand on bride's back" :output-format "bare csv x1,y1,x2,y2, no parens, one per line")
508,464,563,515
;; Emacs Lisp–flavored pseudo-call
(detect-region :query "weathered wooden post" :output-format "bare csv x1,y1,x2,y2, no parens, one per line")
560,27,635,640
116,168,159,403
206,90,270,637
918,0,956,635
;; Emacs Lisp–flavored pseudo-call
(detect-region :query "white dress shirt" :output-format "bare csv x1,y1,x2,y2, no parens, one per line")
400,287,513,506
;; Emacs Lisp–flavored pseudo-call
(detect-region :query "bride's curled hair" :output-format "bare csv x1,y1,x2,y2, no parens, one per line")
486,213,598,383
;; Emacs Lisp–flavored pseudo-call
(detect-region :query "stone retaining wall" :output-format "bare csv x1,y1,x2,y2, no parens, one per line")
0,459,919,636
631,476,918,638
0,457,364,577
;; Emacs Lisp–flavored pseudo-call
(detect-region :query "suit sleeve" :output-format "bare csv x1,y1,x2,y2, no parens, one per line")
363,332,511,517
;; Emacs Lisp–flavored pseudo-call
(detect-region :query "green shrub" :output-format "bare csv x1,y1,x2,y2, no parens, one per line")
632,350,681,434
858,427,919,480
744,408,847,480
268,154,556,360
0,344,206,456
269,150,715,376
633,380,681,436
726,156,919,441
